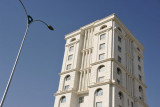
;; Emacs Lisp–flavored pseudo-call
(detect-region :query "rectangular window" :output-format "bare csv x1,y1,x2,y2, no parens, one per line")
98,77,104,82
118,46,121,52
96,102,102,107
138,56,141,62
118,56,121,63
100,34,106,40
131,102,134,107
79,96,84,103
137,48,140,52
118,36,121,42
138,65,141,71
117,79,120,85
139,75,142,81
66,64,71,70
64,85,69,90
99,53,105,60
69,46,74,51
68,55,73,61
99,43,105,50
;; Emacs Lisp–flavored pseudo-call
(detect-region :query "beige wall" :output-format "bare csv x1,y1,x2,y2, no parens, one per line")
54,14,148,107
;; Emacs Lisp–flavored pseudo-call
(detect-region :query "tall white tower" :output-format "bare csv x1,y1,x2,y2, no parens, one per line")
54,14,148,107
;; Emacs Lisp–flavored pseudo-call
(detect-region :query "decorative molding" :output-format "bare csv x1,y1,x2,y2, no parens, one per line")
79,67,91,72
88,81,110,88
81,47,93,53
94,26,112,36
114,27,125,40
91,58,147,88
65,29,82,39
113,81,134,101
77,90,89,95
135,98,149,107
91,58,112,66
113,16,144,52
54,89,77,96
112,58,147,88
65,40,80,47
59,69,78,75
134,48,144,59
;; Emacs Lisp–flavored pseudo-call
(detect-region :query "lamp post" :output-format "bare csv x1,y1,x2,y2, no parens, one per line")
0,0,54,106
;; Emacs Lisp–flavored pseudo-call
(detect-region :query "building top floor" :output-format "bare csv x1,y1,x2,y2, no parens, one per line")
64,13,144,52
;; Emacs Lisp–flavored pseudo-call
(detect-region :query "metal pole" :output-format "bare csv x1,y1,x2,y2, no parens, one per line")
0,0,53,106
0,23,29,107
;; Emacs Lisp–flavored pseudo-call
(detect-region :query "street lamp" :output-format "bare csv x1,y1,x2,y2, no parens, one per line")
0,0,54,106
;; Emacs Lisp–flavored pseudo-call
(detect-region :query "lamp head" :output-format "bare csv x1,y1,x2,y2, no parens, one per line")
48,25,54,31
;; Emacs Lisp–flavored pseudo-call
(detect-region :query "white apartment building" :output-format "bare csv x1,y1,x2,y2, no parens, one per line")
54,14,148,107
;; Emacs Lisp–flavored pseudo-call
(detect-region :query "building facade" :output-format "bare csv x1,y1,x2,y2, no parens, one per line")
54,14,148,107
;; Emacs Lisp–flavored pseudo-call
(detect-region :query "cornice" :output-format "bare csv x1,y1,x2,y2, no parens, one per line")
113,81,134,101
77,90,89,95
91,58,147,88
113,58,147,88
64,13,144,52
64,13,116,39
54,80,148,106
81,13,115,30
79,67,91,72
114,26,125,40
134,77,147,88
135,98,149,107
65,40,80,47
94,26,112,36
114,82,148,107
88,80,148,106
89,81,110,88
59,69,78,75
113,16,144,52
65,29,83,40
81,47,93,53
134,48,144,59
91,58,112,66
54,89,76,96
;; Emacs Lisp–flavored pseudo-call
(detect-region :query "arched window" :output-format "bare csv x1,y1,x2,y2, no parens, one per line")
60,96,66,103
100,25,107,30
98,65,105,72
70,38,76,42
118,92,123,100
117,91,124,107
65,75,71,81
96,88,103,96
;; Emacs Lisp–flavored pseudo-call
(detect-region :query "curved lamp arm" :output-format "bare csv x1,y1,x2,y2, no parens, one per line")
33,20,54,30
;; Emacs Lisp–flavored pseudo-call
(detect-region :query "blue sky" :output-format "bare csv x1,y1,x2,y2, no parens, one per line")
0,0,159,107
